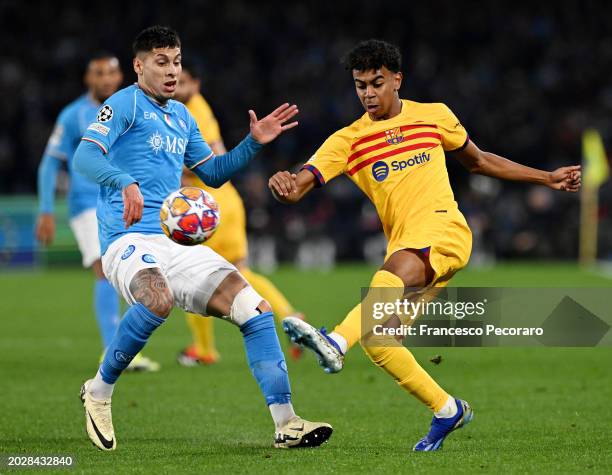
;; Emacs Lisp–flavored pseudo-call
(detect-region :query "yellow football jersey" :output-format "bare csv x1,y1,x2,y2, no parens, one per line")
186,93,222,144
304,100,472,273
185,93,248,262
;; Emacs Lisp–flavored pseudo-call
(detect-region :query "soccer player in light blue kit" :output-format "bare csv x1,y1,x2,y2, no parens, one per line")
74,26,332,451
36,53,158,372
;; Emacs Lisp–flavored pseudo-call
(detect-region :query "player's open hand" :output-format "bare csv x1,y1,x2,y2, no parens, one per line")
547,165,581,192
122,183,144,228
269,171,298,199
35,213,56,246
249,103,299,144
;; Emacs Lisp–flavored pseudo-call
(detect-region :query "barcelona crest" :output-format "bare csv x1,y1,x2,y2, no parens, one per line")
385,127,404,145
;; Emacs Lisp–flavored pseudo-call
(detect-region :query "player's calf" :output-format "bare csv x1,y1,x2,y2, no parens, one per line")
205,277,332,447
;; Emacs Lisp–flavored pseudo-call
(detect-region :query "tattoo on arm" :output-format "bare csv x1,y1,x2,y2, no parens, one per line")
129,268,173,316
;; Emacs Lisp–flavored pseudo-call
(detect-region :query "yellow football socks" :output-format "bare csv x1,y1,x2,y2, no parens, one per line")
333,269,449,412
185,312,219,360
333,270,405,349
362,344,449,412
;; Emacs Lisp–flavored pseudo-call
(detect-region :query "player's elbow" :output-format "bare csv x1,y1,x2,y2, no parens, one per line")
72,142,87,175
465,152,487,174
203,176,225,189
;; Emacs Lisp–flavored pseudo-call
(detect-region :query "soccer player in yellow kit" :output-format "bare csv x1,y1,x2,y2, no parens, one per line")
175,63,304,365
269,40,581,451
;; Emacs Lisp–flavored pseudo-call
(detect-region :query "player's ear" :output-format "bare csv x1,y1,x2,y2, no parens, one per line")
133,57,143,76
394,71,403,91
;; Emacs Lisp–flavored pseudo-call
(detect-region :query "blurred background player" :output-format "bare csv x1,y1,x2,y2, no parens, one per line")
35,53,159,372
174,61,305,365
271,39,581,451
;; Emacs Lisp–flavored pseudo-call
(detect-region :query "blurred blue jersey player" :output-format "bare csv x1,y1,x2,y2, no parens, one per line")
36,54,159,372
74,26,332,451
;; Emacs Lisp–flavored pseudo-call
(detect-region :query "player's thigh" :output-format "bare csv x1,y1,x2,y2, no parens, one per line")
69,208,101,268
382,248,434,288
102,234,171,306
166,244,268,324
165,243,237,314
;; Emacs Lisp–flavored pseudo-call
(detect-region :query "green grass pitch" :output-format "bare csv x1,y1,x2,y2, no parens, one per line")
1,263,611,473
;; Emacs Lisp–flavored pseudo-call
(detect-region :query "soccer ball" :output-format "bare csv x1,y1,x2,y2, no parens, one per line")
160,187,220,245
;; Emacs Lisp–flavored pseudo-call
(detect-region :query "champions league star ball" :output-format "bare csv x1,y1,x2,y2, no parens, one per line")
160,187,220,245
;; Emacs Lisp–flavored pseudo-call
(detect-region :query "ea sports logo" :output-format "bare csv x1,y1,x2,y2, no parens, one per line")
372,161,389,182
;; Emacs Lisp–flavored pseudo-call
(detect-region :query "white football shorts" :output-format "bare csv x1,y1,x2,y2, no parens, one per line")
102,233,237,314
69,208,101,268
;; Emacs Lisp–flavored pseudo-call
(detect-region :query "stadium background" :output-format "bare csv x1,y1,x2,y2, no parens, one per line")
0,0,610,267
1,2,611,473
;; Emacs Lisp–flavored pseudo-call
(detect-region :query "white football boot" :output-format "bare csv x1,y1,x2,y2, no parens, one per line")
282,317,344,373
274,416,333,448
80,379,116,451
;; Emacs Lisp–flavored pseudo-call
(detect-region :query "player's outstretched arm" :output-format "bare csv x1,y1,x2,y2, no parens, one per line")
249,103,299,144
451,140,581,192
268,169,316,204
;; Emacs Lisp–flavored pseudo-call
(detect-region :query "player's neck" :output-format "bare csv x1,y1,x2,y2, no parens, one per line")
137,82,169,107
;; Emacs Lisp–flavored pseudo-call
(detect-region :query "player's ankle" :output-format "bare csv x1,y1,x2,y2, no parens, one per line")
328,332,348,354
434,395,458,419
89,370,115,400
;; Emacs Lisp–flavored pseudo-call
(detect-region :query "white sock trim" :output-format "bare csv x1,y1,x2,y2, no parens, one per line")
88,370,115,400
328,332,348,354
434,395,458,419
269,403,296,429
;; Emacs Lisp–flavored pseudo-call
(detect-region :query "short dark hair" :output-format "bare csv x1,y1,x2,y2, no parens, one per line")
132,25,181,56
342,39,402,73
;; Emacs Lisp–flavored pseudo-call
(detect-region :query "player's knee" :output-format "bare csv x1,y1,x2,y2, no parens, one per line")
129,268,174,318
230,286,268,326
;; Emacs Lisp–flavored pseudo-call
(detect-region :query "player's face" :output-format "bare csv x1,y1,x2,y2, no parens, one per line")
134,47,182,103
352,67,402,120
85,58,123,103
174,70,200,103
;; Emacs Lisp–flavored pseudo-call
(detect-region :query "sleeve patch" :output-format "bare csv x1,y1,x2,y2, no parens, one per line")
48,124,64,148
87,123,110,136
97,105,114,122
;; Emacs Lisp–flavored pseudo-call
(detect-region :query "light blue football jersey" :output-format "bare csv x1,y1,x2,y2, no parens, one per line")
44,94,101,217
81,84,212,254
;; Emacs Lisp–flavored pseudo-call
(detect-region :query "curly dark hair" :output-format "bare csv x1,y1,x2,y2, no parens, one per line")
132,25,181,55
342,39,402,73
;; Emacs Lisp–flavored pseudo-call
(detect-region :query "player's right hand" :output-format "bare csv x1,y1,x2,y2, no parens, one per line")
122,183,144,228
269,171,297,198
35,213,55,246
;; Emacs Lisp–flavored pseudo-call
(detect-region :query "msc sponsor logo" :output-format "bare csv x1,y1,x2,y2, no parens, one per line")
372,161,389,182
385,127,404,145
121,244,136,260
391,152,431,171
147,131,187,155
